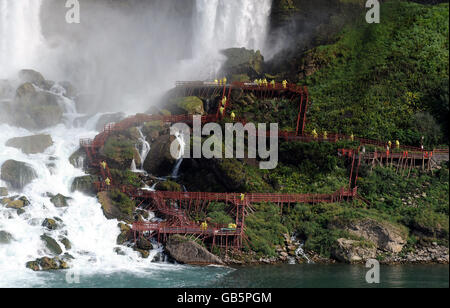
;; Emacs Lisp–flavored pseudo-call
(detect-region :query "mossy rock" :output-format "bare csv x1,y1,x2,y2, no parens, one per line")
5,134,53,154
155,180,182,192
42,218,59,230
26,256,69,271
18,69,46,87
1,160,37,190
134,248,150,259
221,48,264,79
100,133,136,169
116,223,133,245
173,96,205,115
40,234,63,255
136,237,153,251
98,190,135,222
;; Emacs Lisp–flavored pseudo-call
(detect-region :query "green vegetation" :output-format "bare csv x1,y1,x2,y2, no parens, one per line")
110,189,135,218
305,1,449,147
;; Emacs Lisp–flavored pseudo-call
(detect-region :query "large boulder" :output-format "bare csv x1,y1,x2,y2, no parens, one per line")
0,160,37,190
99,133,137,170
155,180,182,192
5,134,53,154
71,175,98,196
49,193,72,208
343,219,407,254
332,238,377,264
40,234,63,255
144,134,180,176
220,48,264,79
1,196,29,210
18,69,46,87
26,257,69,271
0,187,8,196
13,83,64,130
165,235,224,265
0,230,14,244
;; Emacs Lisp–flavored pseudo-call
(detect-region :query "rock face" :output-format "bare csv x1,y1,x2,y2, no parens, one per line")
0,160,37,190
332,238,377,264
165,235,224,265
344,219,407,253
144,134,179,176
5,134,53,154
221,48,264,79
26,257,69,271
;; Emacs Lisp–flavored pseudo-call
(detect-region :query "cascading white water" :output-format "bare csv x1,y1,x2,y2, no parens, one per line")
0,0,46,78
132,126,151,172
195,0,272,53
179,0,272,80
171,131,185,178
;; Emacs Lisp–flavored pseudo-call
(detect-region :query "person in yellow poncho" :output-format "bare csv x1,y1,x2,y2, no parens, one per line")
323,131,328,140
350,133,354,142
312,129,318,139
101,161,107,169
201,221,208,231
228,223,237,230
219,106,225,116
105,177,111,186
230,112,236,121
395,140,400,149
270,80,275,88
222,77,227,85
214,79,218,85
282,80,287,88
222,97,227,107
240,193,245,201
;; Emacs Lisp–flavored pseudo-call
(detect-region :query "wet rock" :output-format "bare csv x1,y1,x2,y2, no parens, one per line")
5,134,53,154
41,234,63,255
114,247,126,256
144,134,179,176
136,237,153,251
18,69,46,87
116,223,133,245
42,218,59,230
13,83,64,130
100,133,137,170
134,248,150,259
49,193,72,208
1,196,29,210
71,175,98,196
332,238,377,264
165,235,224,265
0,187,8,196
60,237,72,250
26,256,69,271
0,230,14,244
1,160,37,190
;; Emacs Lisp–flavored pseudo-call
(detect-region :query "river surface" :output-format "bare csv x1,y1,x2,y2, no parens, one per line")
6,264,448,288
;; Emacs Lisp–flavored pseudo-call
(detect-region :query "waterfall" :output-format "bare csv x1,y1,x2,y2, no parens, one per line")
0,0,45,78
171,131,185,178
131,127,151,173
180,0,273,79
